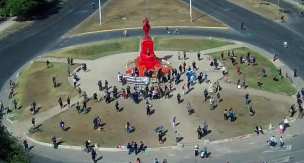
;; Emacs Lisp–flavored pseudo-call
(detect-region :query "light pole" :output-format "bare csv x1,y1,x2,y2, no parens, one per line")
147,0,150,19
190,0,193,22
99,0,102,25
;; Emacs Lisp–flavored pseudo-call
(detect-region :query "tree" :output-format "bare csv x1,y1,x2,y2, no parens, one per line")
4,0,38,16
0,114,30,163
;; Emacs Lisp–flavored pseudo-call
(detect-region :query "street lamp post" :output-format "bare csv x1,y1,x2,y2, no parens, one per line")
190,0,193,22
99,0,102,26
147,0,150,19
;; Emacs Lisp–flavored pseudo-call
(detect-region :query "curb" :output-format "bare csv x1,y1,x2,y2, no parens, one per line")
65,26,230,38
25,134,178,152
209,117,296,145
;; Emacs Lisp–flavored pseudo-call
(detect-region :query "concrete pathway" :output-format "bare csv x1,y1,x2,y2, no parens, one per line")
0,17,16,32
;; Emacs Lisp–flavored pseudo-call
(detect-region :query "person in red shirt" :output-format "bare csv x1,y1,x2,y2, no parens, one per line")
237,66,240,74
183,62,186,72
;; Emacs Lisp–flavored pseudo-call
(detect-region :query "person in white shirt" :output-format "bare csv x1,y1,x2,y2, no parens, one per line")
222,66,226,75
175,131,180,143
283,41,288,48
279,137,284,148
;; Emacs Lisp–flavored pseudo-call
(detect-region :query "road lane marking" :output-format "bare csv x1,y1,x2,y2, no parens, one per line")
268,157,285,163
0,69,6,75
294,160,304,163
263,145,292,153
283,156,290,162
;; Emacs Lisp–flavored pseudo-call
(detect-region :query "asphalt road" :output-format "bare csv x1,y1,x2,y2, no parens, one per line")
0,0,108,91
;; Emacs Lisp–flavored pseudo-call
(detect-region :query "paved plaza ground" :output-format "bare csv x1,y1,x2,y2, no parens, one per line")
26,42,294,148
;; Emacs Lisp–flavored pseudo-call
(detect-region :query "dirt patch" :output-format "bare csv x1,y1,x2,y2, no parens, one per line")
0,21,34,39
211,47,297,95
227,0,286,21
66,0,227,36
30,84,289,147
45,38,140,60
10,62,79,121
154,37,233,52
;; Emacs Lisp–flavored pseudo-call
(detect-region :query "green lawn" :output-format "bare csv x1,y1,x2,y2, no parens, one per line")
45,38,140,60
154,37,233,52
211,47,297,95
10,62,79,121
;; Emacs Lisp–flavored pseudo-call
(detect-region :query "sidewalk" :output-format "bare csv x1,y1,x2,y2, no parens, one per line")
0,17,16,32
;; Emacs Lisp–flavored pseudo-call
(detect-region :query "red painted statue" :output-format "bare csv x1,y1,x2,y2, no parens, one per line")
143,18,151,39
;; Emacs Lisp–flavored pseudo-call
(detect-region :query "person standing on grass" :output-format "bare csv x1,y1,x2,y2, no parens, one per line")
67,97,71,108
258,75,262,88
58,97,63,109
23,140,29,151
73,78,77,87
31,117,35,128
67,67,71,77
13,100,17,110
245,93,250,105
32,100,36,113
237,66,240,74
60,121,65,131
52,77,57,88
242,78,246,89
46,60,50,68
93,117,98,130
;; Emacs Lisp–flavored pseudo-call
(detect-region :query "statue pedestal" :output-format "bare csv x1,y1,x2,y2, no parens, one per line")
126,36,173,79
127,37,163,76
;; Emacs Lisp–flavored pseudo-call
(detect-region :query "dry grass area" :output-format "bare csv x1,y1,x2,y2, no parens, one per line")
211,47,297,95
30,85,290,147
66,0,227,36
226,0,285,21
45,38,140,60
154,37,233,52
0,21,33,39
10,62,79,121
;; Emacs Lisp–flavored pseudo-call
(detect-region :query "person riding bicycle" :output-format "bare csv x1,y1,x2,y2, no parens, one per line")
85,140,91,153
241,22,246,30
166,26,170,34
301,10,304,17
175,28,179,34
283,41,288,48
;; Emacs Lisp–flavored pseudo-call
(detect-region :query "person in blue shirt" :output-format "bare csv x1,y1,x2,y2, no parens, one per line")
13,100,17,110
